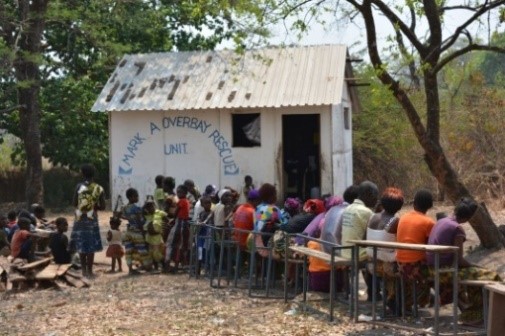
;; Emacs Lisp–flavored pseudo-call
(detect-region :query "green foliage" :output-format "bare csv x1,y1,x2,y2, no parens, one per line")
1,0,268,198
476,32,505,85
353,66,433,196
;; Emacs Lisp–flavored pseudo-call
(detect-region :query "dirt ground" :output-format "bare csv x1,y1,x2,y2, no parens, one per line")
1,203,504,336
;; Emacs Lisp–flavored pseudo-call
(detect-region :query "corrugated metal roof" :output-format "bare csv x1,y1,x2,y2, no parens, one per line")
91,44,348,112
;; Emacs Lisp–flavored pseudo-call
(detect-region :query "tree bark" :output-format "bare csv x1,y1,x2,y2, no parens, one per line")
14,0,48,205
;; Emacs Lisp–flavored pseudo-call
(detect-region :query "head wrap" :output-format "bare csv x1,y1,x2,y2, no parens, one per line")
284,197,301,212
247,189,260,200
218,189,231,200
325,196,343,210
303,199,325,215
204,184,217,197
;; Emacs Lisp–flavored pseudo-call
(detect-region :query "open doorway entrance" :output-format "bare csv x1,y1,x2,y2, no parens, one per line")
282,114,320,201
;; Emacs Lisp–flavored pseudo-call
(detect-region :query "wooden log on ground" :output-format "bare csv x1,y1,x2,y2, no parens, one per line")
17,257,53,271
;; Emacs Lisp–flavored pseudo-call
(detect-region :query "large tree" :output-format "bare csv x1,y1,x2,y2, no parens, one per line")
273,0,505,248
0,0,266,204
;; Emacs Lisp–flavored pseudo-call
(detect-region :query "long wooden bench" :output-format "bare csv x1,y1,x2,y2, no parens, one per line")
289,245,352,267
284,237,355,322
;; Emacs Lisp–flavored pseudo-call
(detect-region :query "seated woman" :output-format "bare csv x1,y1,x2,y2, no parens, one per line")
366,187,404,311
427,197,501,326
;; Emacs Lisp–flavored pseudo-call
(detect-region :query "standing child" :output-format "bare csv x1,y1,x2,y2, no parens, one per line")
49,217,72,264
196,196,214,274
166,185,190,272
143,197,168,271
106,217,124,273
154,175,165,210
120,188,151,275
239,175,255,204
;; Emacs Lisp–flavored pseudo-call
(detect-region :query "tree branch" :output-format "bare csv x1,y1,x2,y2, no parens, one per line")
369,0,425,53
434,44,505,73
0,105,25,114
359,0,429,148
440,0,505,53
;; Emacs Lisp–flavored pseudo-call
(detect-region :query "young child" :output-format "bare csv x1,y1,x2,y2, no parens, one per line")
165,185,190,272
120,188,151,275
143,197,168,271
0,214,10,257
49,217,72,264
7,210,17,230
239,175,255,204
11,218,34,261
106,216,124,273
154,175,165,210
196,196,214,274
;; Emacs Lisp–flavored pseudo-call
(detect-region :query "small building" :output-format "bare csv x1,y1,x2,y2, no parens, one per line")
92,44,358,204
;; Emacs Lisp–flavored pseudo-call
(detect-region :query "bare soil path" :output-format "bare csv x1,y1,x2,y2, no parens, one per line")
1,203,504,336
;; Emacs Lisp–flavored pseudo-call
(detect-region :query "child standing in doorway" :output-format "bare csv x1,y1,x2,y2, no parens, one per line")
239,175,255,204
106,216,124,273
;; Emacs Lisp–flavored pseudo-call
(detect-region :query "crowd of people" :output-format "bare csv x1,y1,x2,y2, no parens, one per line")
0,163,501,326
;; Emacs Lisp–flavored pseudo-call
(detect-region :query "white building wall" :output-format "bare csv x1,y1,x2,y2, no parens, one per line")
109,103,352,204
331,94,354,196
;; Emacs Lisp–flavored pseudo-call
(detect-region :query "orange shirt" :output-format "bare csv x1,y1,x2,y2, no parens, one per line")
11,230,30,258
308,241,331,272
232,203,255,249
396,210,435,263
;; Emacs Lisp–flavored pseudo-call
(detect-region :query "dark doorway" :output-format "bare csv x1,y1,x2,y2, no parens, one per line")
282,114,320,201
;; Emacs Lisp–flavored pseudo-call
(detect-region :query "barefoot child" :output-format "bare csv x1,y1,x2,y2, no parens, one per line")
106,217,124,273
49,217,72,264
120,188,151,275
143,197,167,271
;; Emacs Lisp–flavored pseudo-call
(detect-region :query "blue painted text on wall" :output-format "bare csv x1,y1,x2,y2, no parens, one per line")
208,129,239,175
164,143,188,155
150,116,211,135
118,132,147,175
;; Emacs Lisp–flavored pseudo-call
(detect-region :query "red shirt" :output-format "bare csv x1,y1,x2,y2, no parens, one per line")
11,230,30,258
232,203,255,248
177,198,190,220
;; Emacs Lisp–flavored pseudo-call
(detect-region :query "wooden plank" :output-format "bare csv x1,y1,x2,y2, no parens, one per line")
17,257,53,271
64,274,85,288
460,280,499,287
289,246,351,266
35,264,60,280
56,264,72,277
348,239,459,252
485,282,505,296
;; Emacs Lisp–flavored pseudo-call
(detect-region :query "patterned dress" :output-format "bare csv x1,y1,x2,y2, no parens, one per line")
122,203,151,268
70,181,104,254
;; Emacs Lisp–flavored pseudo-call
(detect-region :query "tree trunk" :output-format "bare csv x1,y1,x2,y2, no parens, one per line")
423,140,505,249
14,0,48,206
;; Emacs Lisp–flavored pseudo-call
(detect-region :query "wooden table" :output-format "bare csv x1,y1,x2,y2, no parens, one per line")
348,240,459,336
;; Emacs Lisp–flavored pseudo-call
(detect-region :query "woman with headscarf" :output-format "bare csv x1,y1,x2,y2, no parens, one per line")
70,163,106,278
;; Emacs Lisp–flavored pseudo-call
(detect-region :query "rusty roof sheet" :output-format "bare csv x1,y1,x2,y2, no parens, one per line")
91,44,348,112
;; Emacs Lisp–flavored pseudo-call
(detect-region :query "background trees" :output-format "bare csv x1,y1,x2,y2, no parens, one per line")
0,0,265,203
273,0,505,247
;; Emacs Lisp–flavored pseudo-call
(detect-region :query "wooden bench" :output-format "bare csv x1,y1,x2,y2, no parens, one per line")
284,237,355,322
289,245,352,267
349,239,459,336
